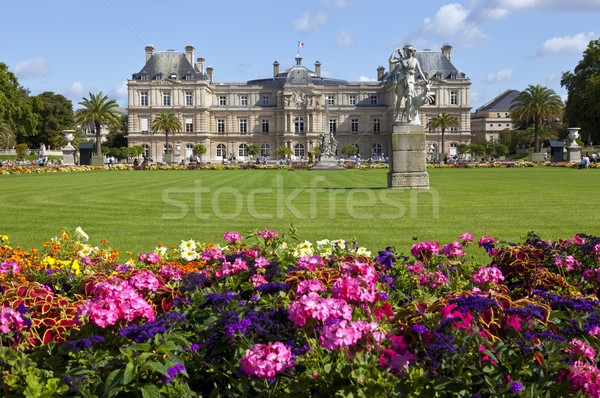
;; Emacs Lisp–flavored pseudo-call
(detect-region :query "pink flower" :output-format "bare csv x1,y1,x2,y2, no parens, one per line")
249,274,267,287
471,266,505,285
297,256,324,271
554,255,581,271
411,241,439,261
240,341,293,379
253,256,270,268
129,271,160,291
288,293,353,326
201,248,224,262
257,228,278,241
458,232,474,242
331,277,376,303
0,307,24,333
440,241,464,258
568,361,600,397
158,263,184,281
296,279,325,296
0,261,20,274
223,232,243,242
568,339,596,362
418,271,449,289
319,320,379,351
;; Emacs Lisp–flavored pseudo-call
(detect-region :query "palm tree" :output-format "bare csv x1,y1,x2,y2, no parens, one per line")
509,85,563,153
0,120,16,149
427,112,459,155
152,113,182,159
74,92,122,156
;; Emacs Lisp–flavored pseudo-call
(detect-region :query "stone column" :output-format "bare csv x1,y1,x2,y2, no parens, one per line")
387,124,429,189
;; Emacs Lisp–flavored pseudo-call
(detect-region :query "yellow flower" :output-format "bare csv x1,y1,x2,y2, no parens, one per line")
70,259,81,275
0,235,8,242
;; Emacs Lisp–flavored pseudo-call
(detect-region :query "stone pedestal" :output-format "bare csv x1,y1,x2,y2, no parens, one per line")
61,146,76,166
91,155,105,167
387,124,429,189
311,154,344,170
567,145,582,162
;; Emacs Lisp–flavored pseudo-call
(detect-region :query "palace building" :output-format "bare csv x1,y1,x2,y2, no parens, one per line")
126,44,471,162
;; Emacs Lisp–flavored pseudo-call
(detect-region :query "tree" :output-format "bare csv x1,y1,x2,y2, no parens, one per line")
456,144,470,156
15,143,28,160
74,92,122,156
509,85,563,153
341,144,357,157
151,113,182,157
193,144,207,157
247,144,260,158
104,114,129,149
275,145,292,160
495,144,508,157
561,38,600,144
0,63,38,143
427,112,459,155
30,92,74,149
0,120,16,149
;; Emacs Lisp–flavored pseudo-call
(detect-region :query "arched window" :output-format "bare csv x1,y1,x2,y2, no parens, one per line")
260,144,270,157
216,144,226,157
449,143,458,156
238,143,248,157
163,144,172,154
186,143,194,158
294,143,305,157
143,144,150,157
294,117,304,133
372,143,382,156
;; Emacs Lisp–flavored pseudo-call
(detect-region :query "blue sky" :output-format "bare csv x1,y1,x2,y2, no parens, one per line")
2,0,599,110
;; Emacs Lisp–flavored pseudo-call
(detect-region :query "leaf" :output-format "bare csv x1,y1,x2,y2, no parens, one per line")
103,369,124,398
140,384,162,398
123,361,135,385
141,361,169,376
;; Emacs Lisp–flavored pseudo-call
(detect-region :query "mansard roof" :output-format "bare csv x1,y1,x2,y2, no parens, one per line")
476,89,521,112
247,54,350,86
131,51,206,81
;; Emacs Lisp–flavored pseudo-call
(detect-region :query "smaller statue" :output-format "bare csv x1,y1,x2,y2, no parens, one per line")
319,132,337,157
390,45,428,124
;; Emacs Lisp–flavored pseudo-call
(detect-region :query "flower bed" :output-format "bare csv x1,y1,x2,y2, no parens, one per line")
1,229,600,397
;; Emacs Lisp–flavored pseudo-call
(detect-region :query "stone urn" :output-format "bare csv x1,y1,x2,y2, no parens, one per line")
567,127,581,148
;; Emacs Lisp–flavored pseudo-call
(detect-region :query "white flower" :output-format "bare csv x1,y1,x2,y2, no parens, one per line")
355,246,371,257
154,246,167,256
75,227,89,242
126,258,136,266
77,244,93,257
293,240,314,257
181,249,198,262
179,239,197,252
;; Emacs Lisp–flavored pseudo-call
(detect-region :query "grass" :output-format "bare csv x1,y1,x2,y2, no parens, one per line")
1,167,598,261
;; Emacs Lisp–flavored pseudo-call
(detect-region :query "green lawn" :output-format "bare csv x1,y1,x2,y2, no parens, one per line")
1,168,598,260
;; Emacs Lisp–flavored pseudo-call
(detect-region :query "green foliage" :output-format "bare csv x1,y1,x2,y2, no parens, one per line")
0,119,16,148
469,143,485,156
341,144,357,156
427,112,460,154
561,38,600,145
0,63,38,143
192,144,206,157
152,113,182,154
247,144,260,156
16,143,28,159
30,92,74,149
494,143,508,156
75,92,122,156
275,145,293,159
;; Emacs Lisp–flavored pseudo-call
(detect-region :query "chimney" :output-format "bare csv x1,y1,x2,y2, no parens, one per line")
273,61,280,77
314,61,321,77
442,44,452,62
145,45,155,62
197,57,205,74
185,44,195,65
377,66,385,80
206,66,213,83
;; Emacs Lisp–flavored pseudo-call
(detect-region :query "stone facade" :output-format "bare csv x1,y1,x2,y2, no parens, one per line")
127,45,471,162
471,89,520,144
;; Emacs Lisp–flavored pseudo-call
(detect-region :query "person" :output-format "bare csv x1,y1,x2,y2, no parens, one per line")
133,158,139,166
38,155,44,167
389,45,428,123
591,152,597,163
581,154,590,169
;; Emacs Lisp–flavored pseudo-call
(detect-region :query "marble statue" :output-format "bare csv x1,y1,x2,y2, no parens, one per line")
389,45,428,124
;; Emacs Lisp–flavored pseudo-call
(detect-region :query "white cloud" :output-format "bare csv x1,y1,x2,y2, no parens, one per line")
531,32,596,57
292,11,328,33
62,82,88,100
358,75,376,82
333,30,356,48
486,69,515,83
13,57,49,79
546,74,560,84
495,0,600,12
321,0,356,7
111,81,128,103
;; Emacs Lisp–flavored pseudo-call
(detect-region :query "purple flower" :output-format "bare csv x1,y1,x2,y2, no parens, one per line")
67,335,105,352
412,324,428,334
510,381,523,393
375,247,396,268
162,364,186,383
448,296,498,314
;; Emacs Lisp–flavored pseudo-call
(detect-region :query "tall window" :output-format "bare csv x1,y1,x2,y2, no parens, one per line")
163,144,172,154
327,95,335,105
140,74,147,80
239,119,247,133
143,144,150,157
140,118,149,132
184,74,192,80
450,91,458,105
260,144,270,157
140,92,148,106
262,119,269,133
163,92,171,106
216,144,226,157
219,96,226,106
185,92,193,106
262,95,270,106
241,95,248,106
351,118,359,133
373,118,381,133
370,95,378,105
372,143,382,156
238,144,248,157
217,119,225,133
185,118,193,132
354,144,359,154
329,119,337,133
294,117,304,133
349,95,356,105
429,93,436,105
156,73,163,80
294,143,305,157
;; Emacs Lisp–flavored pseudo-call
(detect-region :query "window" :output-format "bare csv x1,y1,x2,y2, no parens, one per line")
370,95,378,105
184,74,192,80
349,95,356,105
429,93,436,105
140,118,149,132
238,144,248,157
294,117,304,133
216,144,226,157
239,119,247,133
351,118,359,133
327,96,335,105
262,119,269,133
241,95,248,106
163,144,172,154
140,92,148,106
372,143,382,156
217,119,225,133
185,118,193,132
373,118,381,133
262,96,270,106
156,73,162,80
186,92,193,106
219,96,226,106
260,144,270,157
169,73,176,79
294,143,305,157
329,119,337,133
140,74,147,80
450,91,458,105
143,144,150,157
163,92,171,106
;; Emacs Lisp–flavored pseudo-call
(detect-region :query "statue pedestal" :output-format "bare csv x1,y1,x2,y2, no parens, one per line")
387,124,429,189
567,145,582,162
311,154,344,170
61,145,76,166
